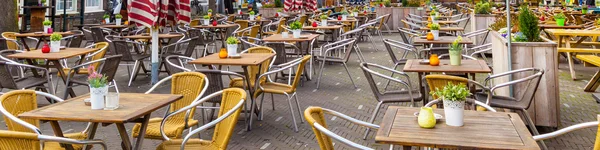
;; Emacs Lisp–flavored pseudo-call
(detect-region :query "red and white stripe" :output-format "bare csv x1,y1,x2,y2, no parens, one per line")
129,0,190,28
284,0,294,12
304,0,316,11
128,0,159,27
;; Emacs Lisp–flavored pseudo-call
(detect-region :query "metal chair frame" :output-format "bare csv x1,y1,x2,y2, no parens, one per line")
305,107,379,150
314,38,358,89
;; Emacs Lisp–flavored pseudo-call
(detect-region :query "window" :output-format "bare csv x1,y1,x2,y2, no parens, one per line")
85,0,103,11
56,0,75,12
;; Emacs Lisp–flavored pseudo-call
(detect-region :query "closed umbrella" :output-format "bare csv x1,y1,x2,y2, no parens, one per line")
303,0,317,11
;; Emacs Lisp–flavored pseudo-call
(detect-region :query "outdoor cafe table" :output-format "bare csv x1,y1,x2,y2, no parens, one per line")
419,27,464,35
15,32,74,51
192,24,239,47
302,25,343,41
18,93,183,150
403,59,492,104
546,29,600,80
262,33,320,79
188,53,275,130
375,106,540,150
7,48,99,98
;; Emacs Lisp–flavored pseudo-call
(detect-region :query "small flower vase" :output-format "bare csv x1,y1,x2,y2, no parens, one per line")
282,32,289,38
556,18,566,26
204,19,210,25
90,85,108,110
418,107,436,128
431,30,439,40
449,50,462,66
43,26,50,34
321,20,328,26
342,15,348,20
105,18,110,24
249,15,255,20
443,99,465,127
227,44,238,56
50,41,60,53
353,12,358,17
292,29,301,38
116,19,122,25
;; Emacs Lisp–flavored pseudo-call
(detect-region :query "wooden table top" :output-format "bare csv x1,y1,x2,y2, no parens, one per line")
419,27,464,31
188,53,275,66
546,29,600,36
327,18,358,22
302,25,344,30
413,36,473,44
122,33,184,39
19,93,182,123
15,32,73,37
192,24,238,28
403,59,492,73
538,24,584,29
97,24,129,28
375,107,540,150
7,48,99,60
262,34,320,42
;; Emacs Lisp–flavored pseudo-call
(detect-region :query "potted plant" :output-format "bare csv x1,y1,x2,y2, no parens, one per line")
431,82,470,127
383,0,391,7
430,23,440,40
289,21,303,38
87,66,108,110
554,12,566,26
40,0,46,6
226,37,239,57
103,14,110,24
203,15,210,25
582,5,588,14
208,9,213,17
340,10,349,20
320,15,329,26
42,20,52,34
49,33,61,53
449,36,463,65
474,1,491,14
249,10,256,20
115,14,123,25
277,8,283,17
352,8,359,17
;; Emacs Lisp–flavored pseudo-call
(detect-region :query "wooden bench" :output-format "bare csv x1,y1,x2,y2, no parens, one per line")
558,48,600,53
575,55,600,92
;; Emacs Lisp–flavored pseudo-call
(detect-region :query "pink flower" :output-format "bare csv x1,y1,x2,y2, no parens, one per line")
87,66,95,75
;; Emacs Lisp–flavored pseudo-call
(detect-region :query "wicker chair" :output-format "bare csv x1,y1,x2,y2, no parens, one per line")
234,20,250,36
2,32,38,50
0,38,23,50
360,62,422,139
305,106,378,150
263,18,287,36
315,38,358,89
251,56,310,132
131,72,209,140
156,88,246,150
0,90,92,150
60,42,109,76
160,37,200,74
0,61,55,96
0,130,107,150
62,55,122,99
186,29,217,57
229,46,276,89
62,30,85,48
111,40,150,86
367,14,390,41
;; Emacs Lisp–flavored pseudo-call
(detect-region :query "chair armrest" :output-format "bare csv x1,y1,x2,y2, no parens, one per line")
38,135,107,150
309,107,378,150
483,68,542,86
255,57,304,91
533,121,598,141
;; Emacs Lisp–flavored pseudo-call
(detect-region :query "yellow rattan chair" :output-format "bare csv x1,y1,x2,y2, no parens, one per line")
304,106,378,150
0,90,91,150
263,18,287,36
229,46,276,89
61,42,109,75
190,19,200,26
253,55,310,132
0,130,107,150
299,15,308,25
132,72,209,140
235,20,250,36
425,74,469,99
156,88,246,150
1,32,20,50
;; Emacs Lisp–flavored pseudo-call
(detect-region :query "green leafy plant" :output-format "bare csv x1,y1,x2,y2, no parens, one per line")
450,36,463,51
226,37,239,44
554,12,566,20
402,0,408,7
50,33,62,41
87,66,108,88
274,0,283,7
430,82,470,101
289,21,302,30
430,23,440,30
115,14,123,19
518,5,541,42
383,0,391,7
583,5,588,10
208,9,213,13
474,1,491,14
43,20,52,26
320,15,329,20
430,11,436,16
277,8,283,12
262,3,275,8
103,14,110,19
489,14,518,31
341,10,349,15
41,0,46,4
249,10,256,15
203,15,210,19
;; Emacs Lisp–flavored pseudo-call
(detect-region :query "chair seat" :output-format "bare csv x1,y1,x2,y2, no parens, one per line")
15,77,48,89
315,56,345,63
156,139,217,150
253,82,294,98
474,92,527,110
131,118,199,140
229,77,250,88
379,90,423,103
43,132,88,150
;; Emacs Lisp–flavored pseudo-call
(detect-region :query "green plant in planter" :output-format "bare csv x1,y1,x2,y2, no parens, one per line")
103,14,110,19
383,0,391,7
430,11,436,16
519,6,541,42
277,8,283,12
115,14,123,19
226,37,239,44
289,21,303,30
274,0,283,7
430,82,470,101
43,20,52,26
582,5,588,13
430,23,440,30
402,0,408,7
450,36,462,51
320,15,329,20
249,10,256,15
341,10,349,15
474,1,491,14
554,12,566,20
203,15,210,19
50,33,62,41
208,9,213,13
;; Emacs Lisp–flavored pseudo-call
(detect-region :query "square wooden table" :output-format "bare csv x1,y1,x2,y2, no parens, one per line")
546,29,600,80
263,33,320,78
375,106,540,150
403,59,492,104
7,48,100,98
189,53,275,130
19,93,183,150
15,32,74,51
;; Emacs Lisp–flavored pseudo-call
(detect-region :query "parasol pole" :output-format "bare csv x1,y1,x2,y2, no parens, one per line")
506,0,513,96
151,26,159,85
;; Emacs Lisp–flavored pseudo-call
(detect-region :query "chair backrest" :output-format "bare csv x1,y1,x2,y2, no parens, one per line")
0,90,40,132
1,32,18,50
66,30,84,48
227,14,235,22
275,18,287,34
97,55,122,82
210,88,246,148
248,25,260,40
299,15,308,25
190,20,200,26
485,68,544,109
235,20,250,36
0,130,40,149
90,27,107,43
383,39,418,65
111,40,135,61
88,42,109,70
290,55,311,90
0,61,19,89
425,74,469,99
241,46,275,87
304,107,334,150
169,72,208,119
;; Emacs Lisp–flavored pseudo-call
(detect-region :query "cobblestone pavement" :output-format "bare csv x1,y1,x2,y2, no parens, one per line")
2,32,599,150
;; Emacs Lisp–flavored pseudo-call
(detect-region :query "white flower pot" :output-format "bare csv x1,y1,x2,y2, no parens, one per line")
342,15,348,20
105,18,110,24
227,44,238,56
204,19,210,25
431,30,439,40
116,19,122,25
249,15,255,20
321,20,328,26
353,12,358,17
282,32,289,38
292,29,301,38
443,99,465,126
432,19,438,24
90,86,108,110
50,41,60,53
43,26,50,34
238,10,242,14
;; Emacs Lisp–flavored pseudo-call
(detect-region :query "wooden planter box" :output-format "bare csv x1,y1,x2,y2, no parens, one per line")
259,8,281,18
470,13,496,45
375,7,426,32
491,31,560,128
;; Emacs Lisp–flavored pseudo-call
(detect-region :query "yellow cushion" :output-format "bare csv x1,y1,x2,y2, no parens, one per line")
253,82,294,98
131,118,199,140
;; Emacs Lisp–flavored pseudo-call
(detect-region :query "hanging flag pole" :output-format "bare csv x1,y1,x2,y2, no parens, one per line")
151,26,160,84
